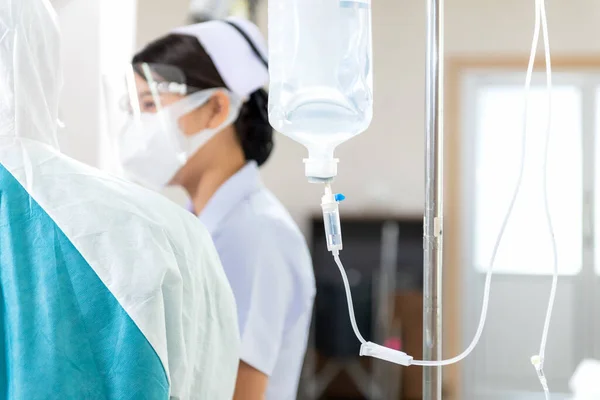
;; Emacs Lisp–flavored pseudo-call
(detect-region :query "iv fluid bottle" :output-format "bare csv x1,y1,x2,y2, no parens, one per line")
268,0,373,181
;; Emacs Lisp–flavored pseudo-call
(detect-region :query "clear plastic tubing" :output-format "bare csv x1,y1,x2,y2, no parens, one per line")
268,0,374,181
328,0,558,385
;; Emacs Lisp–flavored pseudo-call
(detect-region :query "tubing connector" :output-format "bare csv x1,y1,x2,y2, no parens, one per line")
531,355,543,370
305,157,339,182
304,147,338,182
360,342,413,366
321,184,343,254
531,355,549,392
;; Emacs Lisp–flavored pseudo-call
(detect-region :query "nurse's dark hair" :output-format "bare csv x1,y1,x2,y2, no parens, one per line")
132,33,273,166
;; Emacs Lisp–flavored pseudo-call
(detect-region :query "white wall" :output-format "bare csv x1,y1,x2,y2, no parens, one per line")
136,0,190,48
56,0,137,169
56,0,102,166
99,0,138,174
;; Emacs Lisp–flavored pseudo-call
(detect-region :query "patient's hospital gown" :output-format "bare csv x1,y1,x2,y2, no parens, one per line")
0,0,240,398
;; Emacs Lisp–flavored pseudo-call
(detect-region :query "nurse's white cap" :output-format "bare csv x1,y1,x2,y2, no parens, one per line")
171,17,268,98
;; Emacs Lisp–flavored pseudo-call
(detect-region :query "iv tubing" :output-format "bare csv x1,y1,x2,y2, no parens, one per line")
333,252,367,345
328,0,558,385
532,0,557,397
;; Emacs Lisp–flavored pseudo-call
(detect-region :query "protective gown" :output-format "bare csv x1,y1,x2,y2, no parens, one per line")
0,0,240,398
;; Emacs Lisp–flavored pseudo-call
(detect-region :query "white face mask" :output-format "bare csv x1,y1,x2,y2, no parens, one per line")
118,88,241,190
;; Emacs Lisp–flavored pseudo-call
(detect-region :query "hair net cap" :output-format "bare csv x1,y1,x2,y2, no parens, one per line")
171,17,268,98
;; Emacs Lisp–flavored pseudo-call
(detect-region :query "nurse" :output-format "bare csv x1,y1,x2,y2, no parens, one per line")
118,18,316,400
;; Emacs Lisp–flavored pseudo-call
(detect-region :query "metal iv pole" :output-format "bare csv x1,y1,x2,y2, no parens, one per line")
423,0,444,398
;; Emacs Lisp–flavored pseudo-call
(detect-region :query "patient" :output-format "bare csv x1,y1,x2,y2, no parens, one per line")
0,0,240,398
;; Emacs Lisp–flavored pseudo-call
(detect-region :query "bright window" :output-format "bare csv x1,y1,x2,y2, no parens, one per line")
472,83,583,275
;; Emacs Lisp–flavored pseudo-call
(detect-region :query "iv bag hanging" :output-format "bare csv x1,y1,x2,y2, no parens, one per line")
268,0,374,181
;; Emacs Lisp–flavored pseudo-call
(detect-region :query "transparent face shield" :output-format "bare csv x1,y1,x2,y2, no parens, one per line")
104,63,241,190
